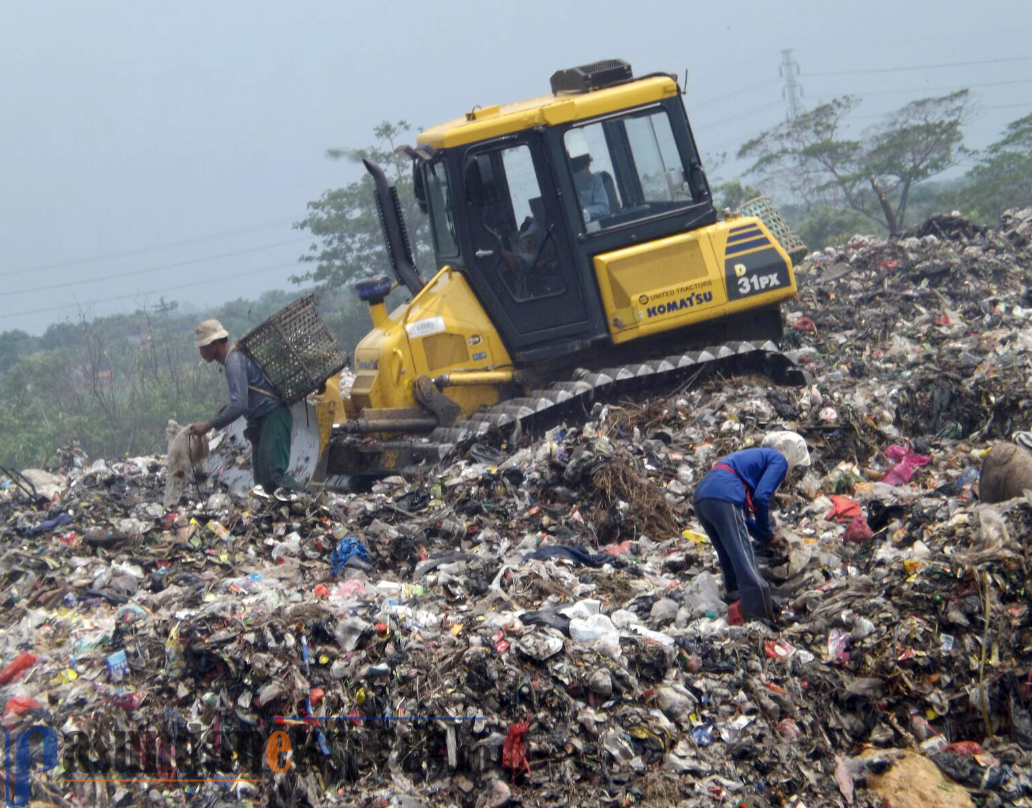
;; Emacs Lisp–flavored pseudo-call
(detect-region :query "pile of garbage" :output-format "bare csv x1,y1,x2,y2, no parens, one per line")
2,208,1032,808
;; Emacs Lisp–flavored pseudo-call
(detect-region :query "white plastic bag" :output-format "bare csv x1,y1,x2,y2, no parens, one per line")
683,571,725,616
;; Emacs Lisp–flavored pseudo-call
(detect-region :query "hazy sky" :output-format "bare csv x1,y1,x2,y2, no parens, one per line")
2,1,1030,335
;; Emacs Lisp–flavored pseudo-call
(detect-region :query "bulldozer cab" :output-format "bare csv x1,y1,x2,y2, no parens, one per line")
450,136,589,356
411,60,717,362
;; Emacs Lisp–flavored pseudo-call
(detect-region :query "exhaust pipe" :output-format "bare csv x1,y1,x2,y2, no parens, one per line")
363,159,425,295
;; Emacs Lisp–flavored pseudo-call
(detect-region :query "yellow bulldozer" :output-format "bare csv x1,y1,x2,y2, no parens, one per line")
315,59,806,481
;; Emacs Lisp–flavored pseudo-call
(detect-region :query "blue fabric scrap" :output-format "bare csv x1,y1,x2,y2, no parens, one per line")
331,536,370,576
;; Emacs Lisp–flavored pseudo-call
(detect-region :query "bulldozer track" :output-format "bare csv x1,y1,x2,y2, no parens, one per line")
323,340,807,484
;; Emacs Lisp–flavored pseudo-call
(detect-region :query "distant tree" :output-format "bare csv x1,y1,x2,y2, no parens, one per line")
0,330,39,374
793,206,876,252
713,179,762,213
39,321,79,351
701,149,732,187
212,289,306,338
962,112,1032,222
864,91,972,232
0,347,87,469
293,121,434,293
315,288,379,356
895,178,967,226
739,91,971,235
739,96,864,216
0,285,375,468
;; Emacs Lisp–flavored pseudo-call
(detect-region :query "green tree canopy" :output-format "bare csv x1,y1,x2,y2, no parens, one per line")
0,330,39,374
962,112,1032,222
293,121,434,293
739,91,971,235
713,179,762,213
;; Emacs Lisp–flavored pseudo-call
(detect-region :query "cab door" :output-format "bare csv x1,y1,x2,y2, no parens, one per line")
462,136,592,357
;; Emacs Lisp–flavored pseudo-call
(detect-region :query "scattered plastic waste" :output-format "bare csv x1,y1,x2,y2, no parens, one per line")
1,210,1032,805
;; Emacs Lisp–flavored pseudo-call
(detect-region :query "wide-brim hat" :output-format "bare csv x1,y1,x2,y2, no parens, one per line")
194,319,229,348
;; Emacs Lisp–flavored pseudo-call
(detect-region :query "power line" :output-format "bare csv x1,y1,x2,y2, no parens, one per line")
808,56,1032,77
702,133,754,156
702,86,1031,144
851,101,1032,120
0,260,304,320
0,216,300,277
0,237,310,298
795,24,1032,53
700,100,785,129
824,78,1032,97
689,78,781,111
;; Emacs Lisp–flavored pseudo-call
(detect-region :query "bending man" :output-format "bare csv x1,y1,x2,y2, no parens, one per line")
692,431,810,623
188,319,302,492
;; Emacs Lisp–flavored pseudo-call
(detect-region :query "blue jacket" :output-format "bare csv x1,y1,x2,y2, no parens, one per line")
694,447,788,541
210,347,281,430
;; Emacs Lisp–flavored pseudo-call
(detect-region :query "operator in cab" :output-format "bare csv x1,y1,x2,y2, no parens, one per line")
188,319,302,492
511,219,545,269
692,431,810,624
501,198,561,298
571,154,610,222
502,219,545,293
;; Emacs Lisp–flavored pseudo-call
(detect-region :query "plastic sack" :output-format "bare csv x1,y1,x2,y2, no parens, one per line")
569,614,617,642
826,495,862,522
570,614,621,658
628,624,675,646
844,515,873,543
683,571,725,616
610,609,639,628
826,628,851,664
881,445,931,486
979,508,1010,545
502,718,531,777
560,599,601,619
1,696,41,720
981,442,1032,503
0,652,38,685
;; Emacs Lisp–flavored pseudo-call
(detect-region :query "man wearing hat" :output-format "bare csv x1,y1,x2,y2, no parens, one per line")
188,319,301,491
692,431,811,623
571,154,611,222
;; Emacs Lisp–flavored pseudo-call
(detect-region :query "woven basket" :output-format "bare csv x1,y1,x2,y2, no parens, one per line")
237,294,347,406
737,196,808,263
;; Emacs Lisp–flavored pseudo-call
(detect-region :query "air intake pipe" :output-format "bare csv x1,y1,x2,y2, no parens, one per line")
363,159,425,296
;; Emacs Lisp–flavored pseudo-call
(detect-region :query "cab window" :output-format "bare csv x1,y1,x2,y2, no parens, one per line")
625,113,692,204
425,160,459,257
563,108,695,232
465,143,565,302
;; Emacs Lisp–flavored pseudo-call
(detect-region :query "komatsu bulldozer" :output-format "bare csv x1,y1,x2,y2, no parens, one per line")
318,59,806,481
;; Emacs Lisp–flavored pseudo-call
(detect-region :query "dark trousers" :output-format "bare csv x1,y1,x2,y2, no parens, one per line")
694,497,774,622
251,405,302,491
